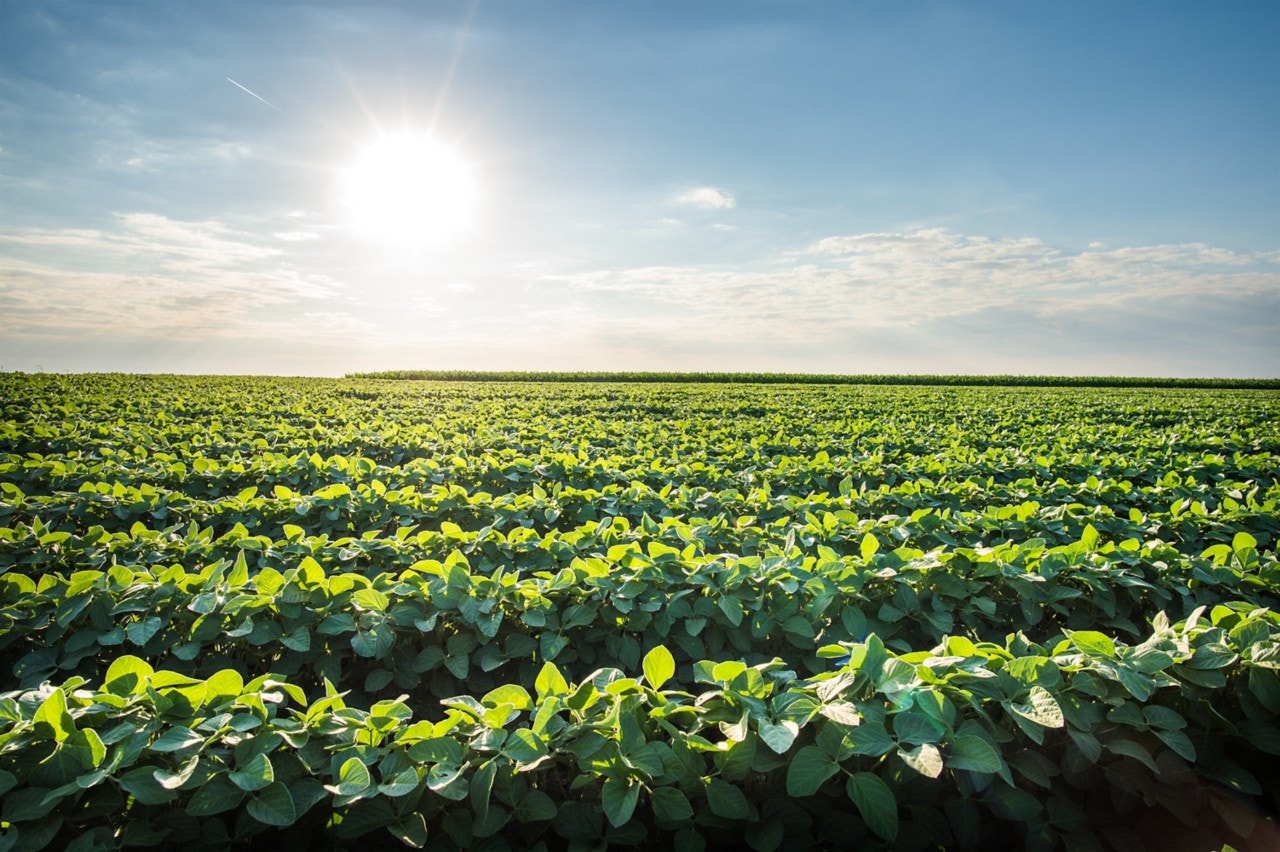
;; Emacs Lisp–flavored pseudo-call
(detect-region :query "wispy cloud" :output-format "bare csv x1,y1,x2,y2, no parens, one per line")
0,213,342,340
674,186,736,210
536,228,1280,375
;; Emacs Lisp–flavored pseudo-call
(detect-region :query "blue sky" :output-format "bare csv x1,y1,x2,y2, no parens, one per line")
1,0,1277,376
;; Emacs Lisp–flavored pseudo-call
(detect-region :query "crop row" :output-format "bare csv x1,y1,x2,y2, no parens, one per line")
2,522,1274,704
3,602,1278,852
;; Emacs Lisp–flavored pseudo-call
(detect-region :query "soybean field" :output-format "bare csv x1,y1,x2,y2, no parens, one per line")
0,373,1277,851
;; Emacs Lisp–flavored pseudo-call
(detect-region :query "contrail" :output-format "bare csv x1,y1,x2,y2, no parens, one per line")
226,77,284,114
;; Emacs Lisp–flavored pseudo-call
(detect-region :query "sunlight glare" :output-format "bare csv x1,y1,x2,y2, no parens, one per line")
342,132,476,247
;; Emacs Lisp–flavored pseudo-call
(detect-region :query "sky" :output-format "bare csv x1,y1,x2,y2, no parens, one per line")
1,0,1277,378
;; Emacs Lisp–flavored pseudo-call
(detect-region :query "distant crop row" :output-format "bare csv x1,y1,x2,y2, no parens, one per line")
0,374,1277,851
343,370,1280,389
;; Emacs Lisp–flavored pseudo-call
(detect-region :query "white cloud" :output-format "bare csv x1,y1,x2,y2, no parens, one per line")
536,227,1280,375
0,213,341,341
674,186,736,210
274,231,321,242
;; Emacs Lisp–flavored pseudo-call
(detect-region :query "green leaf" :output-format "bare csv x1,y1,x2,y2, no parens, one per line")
483,684,533,711
470,759,497,823
758,720,800,754
352,588,389,611
1069,630,1116,658
229,753,275,792
534,661,570,699
186,774,244,816
351,626,394,659
503,729,549,767
247,781,296,827
514,789,558,823
892,710,945,745
66,728,106,769
948,736,1003,774
117,766,177,806
388,814,429,848
280,627,311,652
154,755,200,790
104,655,154,696
651,786,694,823
786,746,839,796
1154,729,1196,762
601,777,639,828
898,743,944,778
1106,739,1161,774
845,721,895,757
1232,531,1258,551
149,727,203,753
706,778,751,820
126,616,164,646
328,757,372,796
846,772,898,842
378,768,420,797
642,645,676,690
717,596,744,627
33,689,74,743
1009,686,1064,728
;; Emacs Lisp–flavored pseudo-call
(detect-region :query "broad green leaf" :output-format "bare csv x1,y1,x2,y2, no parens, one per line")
229,753,275,792
33,689,73,743
247,781,296,826
898,743,944,778
117,766,177,806
378,768,420,797
352,588,389,611
126,616,164,646
845,720,895,757
1009,686,1064,728
104,655,154,696
186,775,244,816
154,754,200,790
280,627,311,652
642,645,676,690
514,789,558,823
535,661,570,699
786,746,838,797
601,777,639,827
149,727,203,753
1232,531,1258,551
483,684,533,711
1069,630,1116,658
503,728,549,767
1154,729,1196,762
471,759,497,823
758,720,800,754
892,710,945,745
846,772,898,842
1106,739,1161,774
706,778,751,820
66,729,106,769
651,786,694,823
947,735,1003,774
388,813,429,848
329,757,372,796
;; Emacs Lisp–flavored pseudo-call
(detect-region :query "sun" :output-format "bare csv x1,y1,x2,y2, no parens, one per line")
341,132,476,247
